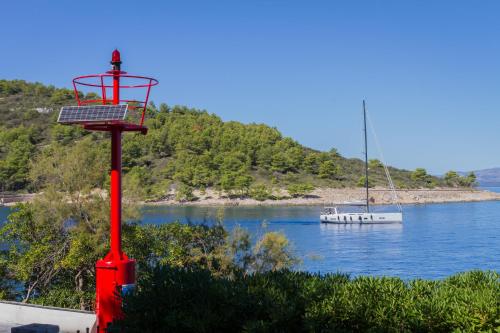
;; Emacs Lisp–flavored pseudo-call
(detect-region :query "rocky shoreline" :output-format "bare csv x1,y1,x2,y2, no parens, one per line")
145,187,500,207
3,188,500,208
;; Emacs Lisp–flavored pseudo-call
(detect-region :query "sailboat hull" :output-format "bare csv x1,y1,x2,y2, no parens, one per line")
320,212,403,224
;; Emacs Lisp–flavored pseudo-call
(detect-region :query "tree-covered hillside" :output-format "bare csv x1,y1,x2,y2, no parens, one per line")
0,80,469,200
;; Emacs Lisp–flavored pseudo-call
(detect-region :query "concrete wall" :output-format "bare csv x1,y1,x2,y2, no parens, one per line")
0,301,96,333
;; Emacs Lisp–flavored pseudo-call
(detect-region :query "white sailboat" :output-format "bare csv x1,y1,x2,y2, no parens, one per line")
320,101,403,224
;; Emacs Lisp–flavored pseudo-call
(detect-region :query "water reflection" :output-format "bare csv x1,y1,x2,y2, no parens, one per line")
320,222,403,234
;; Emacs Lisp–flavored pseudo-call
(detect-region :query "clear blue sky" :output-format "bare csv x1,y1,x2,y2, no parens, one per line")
2,1,500,174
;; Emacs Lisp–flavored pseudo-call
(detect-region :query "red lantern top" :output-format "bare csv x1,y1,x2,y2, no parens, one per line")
65,50,158,133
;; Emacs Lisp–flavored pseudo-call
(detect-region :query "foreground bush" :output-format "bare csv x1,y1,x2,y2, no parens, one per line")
115,268,500,333
1,199,298,309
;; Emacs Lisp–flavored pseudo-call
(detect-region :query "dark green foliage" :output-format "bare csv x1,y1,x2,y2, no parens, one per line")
115,268,500,333
0,128,35,190
369,159,383,169
31,285,94,310
0,126,41,190
287,183,315,198
303,153,320,174
445,170,476,188
249,183,274,201
444,170,460,185
117,267,249,333
175,183,197,202
218,151,253,196
357,175,374,188
0,256,14,299
411,168,435,188
0,79,447,197
462,171,477,187
122,222,230,275
318,160,341,180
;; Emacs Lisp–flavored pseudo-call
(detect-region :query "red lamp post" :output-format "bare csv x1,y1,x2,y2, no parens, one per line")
95,49,135,331
58,50,158,332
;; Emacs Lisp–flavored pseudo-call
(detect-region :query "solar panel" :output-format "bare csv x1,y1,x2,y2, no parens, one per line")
58,105,128,124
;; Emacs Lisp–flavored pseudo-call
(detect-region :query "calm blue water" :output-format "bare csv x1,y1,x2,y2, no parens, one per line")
2,190,500,279
138,202,500,279
480,186,500,193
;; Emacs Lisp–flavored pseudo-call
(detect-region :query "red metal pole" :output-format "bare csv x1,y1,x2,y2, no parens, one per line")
110,128,122,258
113,76,120,105
96,49,136,332
110,49,122,258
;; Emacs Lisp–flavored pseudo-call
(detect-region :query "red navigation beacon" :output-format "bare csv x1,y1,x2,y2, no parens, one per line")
58,50,158,331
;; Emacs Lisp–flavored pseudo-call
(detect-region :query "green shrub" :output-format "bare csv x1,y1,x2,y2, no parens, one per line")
318,160,341,179
175,183,197,202
286,183,315,198
357,175,374,188
249,183,273,201
115,269,500,332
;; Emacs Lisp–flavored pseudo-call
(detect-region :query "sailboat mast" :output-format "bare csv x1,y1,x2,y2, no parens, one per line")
363,100,369,213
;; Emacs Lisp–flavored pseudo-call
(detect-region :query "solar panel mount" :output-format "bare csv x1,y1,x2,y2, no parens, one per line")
58,105,128,124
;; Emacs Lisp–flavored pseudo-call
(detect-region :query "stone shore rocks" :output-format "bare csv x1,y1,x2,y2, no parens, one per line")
147,187,500,207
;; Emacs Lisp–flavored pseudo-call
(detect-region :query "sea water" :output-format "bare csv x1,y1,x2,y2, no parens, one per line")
2,197,499,280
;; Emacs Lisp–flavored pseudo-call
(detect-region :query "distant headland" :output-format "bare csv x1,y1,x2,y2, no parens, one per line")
0,80,480,205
